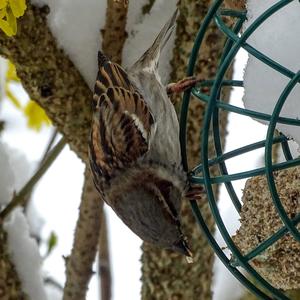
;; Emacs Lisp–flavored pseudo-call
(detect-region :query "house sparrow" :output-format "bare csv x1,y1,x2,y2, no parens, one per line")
89,9,201,261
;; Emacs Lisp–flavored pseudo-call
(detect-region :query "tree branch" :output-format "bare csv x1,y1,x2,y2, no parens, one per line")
98,212,112,300
0,137,66,220
102,0,129,64
63,168,104,300
0,3,92,162
0,2,107,300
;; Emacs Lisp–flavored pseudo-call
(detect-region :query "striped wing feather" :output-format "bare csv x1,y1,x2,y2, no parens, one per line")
90,59,154,181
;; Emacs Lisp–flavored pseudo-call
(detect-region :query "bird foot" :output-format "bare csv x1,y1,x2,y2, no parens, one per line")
166,76,201,96
184,185,204,202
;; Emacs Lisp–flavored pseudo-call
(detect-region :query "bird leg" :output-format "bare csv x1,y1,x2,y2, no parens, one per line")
184,184,205,202
166,76,201,96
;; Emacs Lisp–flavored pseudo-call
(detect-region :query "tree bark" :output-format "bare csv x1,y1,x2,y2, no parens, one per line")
141,1,231,299
0,3,92,162
239,289,300,300
63,168,103,300
102,0,128,64
0,5,95,298
98,213,111,300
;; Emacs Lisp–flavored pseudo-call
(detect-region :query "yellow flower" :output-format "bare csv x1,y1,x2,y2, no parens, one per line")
5,84,21,108
0,7,15,36
9,0,26,18
0,1,8,10
0,0,26,36
6,60,19,81
5,61,52,131
24,100,51,131
5,61,21,108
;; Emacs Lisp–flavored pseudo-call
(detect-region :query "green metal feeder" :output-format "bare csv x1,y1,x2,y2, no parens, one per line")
180,1,300,299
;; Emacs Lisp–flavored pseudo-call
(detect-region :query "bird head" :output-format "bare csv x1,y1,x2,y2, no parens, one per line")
108,169,192,261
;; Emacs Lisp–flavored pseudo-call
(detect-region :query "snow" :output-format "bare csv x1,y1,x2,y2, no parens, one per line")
7,144,33,190
45,286,62,300
213,49,255,300
125,0,149,32
0,142,15,205
31,0,177,88
26,199,45,238
31,0,107,89
243,0,300,146
123,0,177,84
0,68,47,298
0,137,33,206
4,208,47,300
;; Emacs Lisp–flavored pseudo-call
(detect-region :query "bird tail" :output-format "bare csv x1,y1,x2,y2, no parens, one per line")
130,9,179,72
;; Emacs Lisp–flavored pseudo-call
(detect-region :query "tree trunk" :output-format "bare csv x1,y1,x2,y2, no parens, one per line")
63,168,103,300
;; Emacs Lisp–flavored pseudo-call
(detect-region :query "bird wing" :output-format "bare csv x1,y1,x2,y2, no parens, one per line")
90,58,155,181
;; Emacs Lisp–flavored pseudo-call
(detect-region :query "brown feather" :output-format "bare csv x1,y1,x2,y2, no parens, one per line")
90,64,155,181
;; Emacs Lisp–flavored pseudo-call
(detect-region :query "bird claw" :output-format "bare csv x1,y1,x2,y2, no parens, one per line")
166,76,202,96
184,185,204,201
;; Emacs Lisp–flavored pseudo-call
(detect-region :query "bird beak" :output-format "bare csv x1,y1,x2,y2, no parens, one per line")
173,238,193,263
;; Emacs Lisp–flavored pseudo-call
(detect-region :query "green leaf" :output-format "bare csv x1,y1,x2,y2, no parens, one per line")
46,231,58,256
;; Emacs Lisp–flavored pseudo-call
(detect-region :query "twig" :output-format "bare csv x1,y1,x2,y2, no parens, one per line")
0,137,66,220
98,211,112,300
23,128,59,213
62,168,104,300
40,128,59,165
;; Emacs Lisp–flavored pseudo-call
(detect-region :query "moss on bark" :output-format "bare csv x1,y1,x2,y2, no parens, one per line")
0,4,92,162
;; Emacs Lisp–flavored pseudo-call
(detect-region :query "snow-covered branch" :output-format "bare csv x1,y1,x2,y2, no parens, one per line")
0,3,92,162
102,0,129,64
